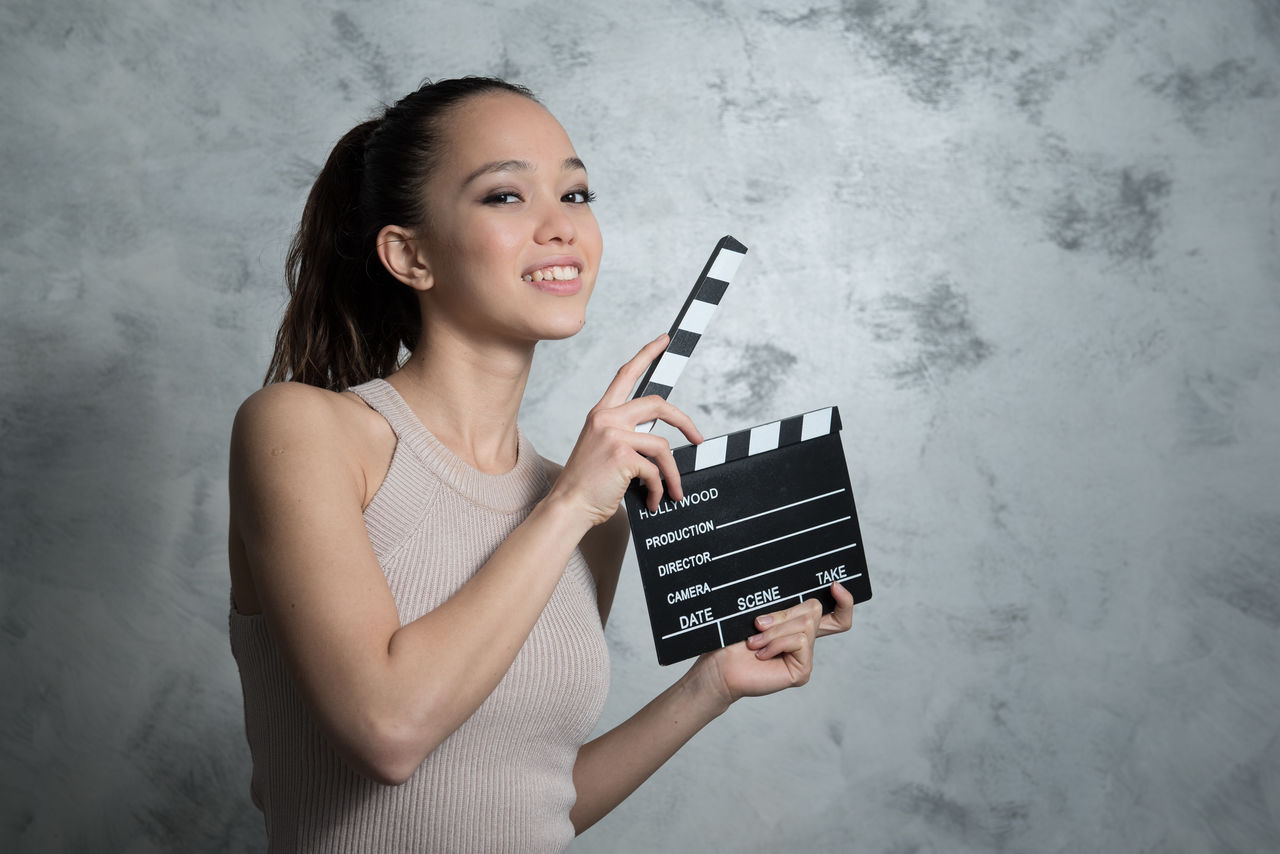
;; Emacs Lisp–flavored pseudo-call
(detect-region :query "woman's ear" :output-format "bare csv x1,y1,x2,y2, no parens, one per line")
376,224,433,291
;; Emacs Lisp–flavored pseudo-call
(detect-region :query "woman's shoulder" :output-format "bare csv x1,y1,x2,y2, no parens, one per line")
237,380,384,431
235,382,349,444
231,382,392,476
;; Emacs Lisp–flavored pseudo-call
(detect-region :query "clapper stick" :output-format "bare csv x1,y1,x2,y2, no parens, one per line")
621,235,872,665
632,235,748,432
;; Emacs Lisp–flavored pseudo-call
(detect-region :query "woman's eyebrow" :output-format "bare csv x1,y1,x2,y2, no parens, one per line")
462,157,587,187
462,159,532,186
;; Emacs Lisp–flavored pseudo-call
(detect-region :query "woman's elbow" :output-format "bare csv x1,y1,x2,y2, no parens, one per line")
336,708,443,787
355,748,419,788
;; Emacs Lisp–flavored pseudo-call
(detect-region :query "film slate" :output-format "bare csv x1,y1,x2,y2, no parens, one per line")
624,236,872,665
625,409,871,664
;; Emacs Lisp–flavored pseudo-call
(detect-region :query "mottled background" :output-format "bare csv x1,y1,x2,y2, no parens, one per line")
3,0,1278,851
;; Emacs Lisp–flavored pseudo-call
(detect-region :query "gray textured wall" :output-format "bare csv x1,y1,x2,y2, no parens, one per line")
3,0,1278,851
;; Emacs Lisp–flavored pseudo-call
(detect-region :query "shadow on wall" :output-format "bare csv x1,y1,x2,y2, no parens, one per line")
1,307,259,850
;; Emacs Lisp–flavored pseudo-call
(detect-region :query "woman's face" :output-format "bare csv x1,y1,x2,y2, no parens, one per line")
416,91,603,345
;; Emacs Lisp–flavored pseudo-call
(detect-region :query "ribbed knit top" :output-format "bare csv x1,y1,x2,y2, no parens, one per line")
229,378,611,853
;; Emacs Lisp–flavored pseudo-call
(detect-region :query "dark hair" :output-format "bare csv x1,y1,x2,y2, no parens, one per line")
265,76,538,390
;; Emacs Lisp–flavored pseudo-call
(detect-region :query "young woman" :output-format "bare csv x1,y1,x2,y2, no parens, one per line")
228,76,854,853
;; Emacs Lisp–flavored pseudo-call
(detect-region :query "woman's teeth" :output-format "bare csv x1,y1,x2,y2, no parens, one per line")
522,265,579,282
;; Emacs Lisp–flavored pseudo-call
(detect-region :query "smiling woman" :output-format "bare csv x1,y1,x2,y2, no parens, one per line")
372,92,603,351
227,76,853,853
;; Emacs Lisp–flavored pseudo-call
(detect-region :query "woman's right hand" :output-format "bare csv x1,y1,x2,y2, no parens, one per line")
547,334,704,528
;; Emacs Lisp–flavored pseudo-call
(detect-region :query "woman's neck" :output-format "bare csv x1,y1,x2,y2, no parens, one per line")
386,324,535,476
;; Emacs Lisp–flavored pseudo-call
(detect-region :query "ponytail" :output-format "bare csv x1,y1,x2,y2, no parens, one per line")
265,76,537,390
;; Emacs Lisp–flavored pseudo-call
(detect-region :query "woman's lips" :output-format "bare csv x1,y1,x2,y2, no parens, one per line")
522,263,583,295
521,264,580,283
527,274,582,295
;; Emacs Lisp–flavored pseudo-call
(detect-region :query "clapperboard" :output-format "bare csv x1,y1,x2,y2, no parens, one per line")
624,236,872,665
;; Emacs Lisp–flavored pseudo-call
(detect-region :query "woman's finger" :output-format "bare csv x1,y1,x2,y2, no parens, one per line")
598,334,669,408
750,632,813,683
818,581,855,637
631,457,667,513
627,396,703,445
746,600,823,651
627,432,685,504
752,598,823,635
748,627,804,659
595,415,695,505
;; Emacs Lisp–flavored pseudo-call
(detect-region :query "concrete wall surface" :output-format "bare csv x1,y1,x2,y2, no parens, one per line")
2,0,1278,851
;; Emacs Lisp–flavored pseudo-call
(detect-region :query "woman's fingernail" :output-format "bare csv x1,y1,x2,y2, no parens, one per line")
757,615,773,628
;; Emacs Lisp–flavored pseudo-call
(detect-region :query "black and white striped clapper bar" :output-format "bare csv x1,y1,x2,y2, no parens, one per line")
632,235,748,433
624,237,872,665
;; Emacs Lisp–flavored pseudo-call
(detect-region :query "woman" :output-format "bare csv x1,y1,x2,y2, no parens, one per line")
228,76,853,853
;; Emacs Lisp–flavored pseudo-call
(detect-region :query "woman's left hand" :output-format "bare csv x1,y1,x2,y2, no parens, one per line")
569,582,855,831
692,581,854,705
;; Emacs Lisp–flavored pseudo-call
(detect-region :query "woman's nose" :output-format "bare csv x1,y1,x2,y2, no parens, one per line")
533,197,576,245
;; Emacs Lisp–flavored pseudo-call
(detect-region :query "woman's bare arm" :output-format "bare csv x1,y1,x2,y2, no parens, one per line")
567,516,856,833
230,336,700,786
232,382,593,784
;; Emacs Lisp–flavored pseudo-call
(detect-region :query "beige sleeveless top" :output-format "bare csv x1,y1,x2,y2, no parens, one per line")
230,379,611,853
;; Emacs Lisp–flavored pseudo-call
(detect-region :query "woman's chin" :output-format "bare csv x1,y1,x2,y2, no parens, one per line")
531,309,589,341
538,320,587,341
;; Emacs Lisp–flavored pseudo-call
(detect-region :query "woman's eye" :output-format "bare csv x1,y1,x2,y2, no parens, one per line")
484,191,523,205
563,188,597,204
